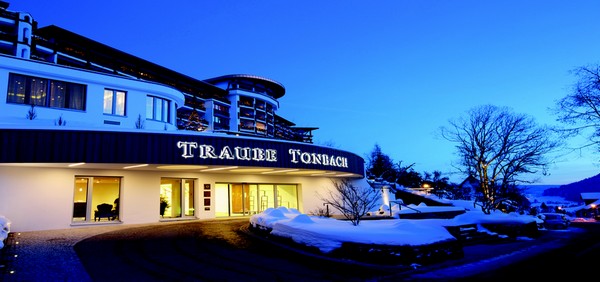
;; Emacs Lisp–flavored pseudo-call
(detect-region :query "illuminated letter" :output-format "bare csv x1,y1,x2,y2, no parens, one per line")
266,149,277,161
177,141,197,158
198,144,217,159
300,152,311,164
311,153,322,165
252,148,266,161
289,149,301,163
335,156,343,167
219,146,234,159
235,147,252,161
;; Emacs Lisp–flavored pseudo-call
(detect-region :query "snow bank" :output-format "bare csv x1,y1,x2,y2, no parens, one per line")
0,215,11,249
251,208,456,253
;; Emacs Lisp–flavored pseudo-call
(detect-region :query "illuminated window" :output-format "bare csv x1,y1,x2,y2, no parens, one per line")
215,183,298,217
160,178,195,218
72,176,121,223
6,73,86,110
103,89,126,116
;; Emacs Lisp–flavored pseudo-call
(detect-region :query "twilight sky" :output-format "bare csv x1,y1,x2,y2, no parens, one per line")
12,0,600,185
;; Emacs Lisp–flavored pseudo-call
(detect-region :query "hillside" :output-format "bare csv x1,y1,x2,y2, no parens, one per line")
543,173,600,202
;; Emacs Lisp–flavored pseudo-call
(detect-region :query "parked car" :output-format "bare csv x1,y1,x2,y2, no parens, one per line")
537,213,570,229
533,216,545,230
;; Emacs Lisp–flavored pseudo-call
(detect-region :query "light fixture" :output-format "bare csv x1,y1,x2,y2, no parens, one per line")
123,164,149,169
229,168,274,173
334,173,355,177
287,170,325,175
201,166,238,172
311,172,337,176
261,169,299,174
156,165,208,170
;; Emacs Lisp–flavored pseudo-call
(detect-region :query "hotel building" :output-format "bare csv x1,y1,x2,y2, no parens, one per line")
0,2,366,232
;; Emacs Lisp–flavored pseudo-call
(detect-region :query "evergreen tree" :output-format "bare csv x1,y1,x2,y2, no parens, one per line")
185,110,204,131
365,144,396,181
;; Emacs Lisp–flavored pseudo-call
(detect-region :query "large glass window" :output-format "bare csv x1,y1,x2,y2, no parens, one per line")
213,103,229,116
72,176,121,222
215,183,298,217
103,89,126,116
240,119,255,131
277,184,298,210
146,95,171,122
240,107,254,118
160,178,195,218
29,77,47,106
256,122,266,134
49,80,66,108
7,73,86,110
239,96,253,107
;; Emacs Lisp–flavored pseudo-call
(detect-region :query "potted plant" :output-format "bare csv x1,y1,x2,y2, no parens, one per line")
160,195,170,217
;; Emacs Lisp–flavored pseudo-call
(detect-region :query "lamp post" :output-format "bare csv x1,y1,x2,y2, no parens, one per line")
322,202,330,217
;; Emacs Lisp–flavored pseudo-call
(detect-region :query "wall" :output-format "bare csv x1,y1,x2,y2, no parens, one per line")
0,55,184,131
0,165,356,232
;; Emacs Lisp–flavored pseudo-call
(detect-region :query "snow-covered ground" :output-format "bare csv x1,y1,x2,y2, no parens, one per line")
250,204,540,253
0,215,10,249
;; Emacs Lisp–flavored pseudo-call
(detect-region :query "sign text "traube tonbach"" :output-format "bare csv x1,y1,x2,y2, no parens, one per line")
176,142,348,168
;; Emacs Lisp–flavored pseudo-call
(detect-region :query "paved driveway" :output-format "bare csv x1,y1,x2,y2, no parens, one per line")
4,218,591,281
74,219,397,281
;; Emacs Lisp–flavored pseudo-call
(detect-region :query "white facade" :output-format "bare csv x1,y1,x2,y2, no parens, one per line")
0,55,184,131
0,166,370,232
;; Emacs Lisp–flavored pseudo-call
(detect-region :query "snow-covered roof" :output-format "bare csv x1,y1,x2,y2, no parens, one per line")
580,192,600,200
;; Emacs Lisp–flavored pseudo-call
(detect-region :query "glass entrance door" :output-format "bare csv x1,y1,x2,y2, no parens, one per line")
215,182,299,217
160,178,195,218
230,183,250,215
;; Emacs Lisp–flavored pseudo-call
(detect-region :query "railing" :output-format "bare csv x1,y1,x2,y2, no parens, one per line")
389,200,422,217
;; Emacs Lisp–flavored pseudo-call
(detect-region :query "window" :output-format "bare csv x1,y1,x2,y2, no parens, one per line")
239,96,253,107
146,95,171,122
255,100,266,110
160,178,195,218
103,89,126,116
215,183,298,217
240,120,255,131
6,73,86,110
240,107,254,119
214,103,229,116
72,176,121,223
256,121,266,134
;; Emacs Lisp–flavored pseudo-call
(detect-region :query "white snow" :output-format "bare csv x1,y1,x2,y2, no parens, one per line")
249,204,540,253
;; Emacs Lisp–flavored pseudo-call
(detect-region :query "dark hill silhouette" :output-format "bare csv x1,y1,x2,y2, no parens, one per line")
543,173,600,202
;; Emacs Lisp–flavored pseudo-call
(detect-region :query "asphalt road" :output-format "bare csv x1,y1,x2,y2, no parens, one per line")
72,219,598,281
74,219,399,282
465,221,600,280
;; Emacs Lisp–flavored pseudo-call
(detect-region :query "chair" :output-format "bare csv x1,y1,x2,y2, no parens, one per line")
94,203,115,221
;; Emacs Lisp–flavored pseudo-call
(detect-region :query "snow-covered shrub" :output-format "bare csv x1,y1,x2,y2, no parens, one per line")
0,215,11,249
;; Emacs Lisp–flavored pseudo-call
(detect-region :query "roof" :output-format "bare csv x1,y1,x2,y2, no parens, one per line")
34,25,226,100
458,175,479,188
204,74,286,99
580,192,600,200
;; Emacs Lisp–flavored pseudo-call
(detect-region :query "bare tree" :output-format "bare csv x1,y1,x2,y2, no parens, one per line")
441,105,560,214
317,178,380,226
554,64,600,152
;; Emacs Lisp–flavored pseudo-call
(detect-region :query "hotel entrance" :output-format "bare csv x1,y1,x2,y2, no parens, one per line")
215,183,298,217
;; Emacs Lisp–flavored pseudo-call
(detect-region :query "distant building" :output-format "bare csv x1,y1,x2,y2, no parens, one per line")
575,193,600,219
0,2,365,232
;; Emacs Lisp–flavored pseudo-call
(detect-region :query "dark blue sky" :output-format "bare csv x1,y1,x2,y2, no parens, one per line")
13,0,600,184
